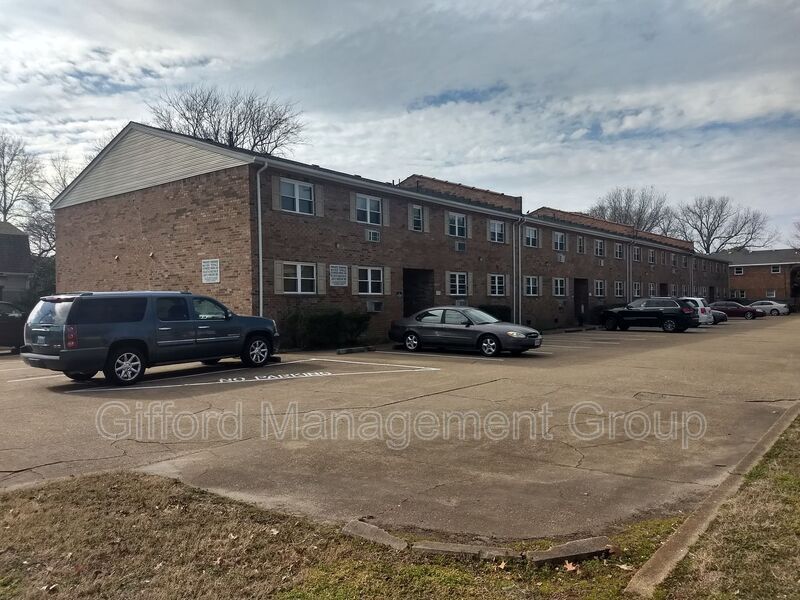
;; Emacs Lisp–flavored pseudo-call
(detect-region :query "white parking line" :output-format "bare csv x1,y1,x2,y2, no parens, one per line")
374,351,504,362
0,366,35,373
540,344,593,349
7,373,64,383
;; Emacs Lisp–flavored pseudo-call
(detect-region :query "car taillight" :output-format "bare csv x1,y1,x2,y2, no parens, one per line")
65,325,78,349
700,307,707,314
681,307,694,314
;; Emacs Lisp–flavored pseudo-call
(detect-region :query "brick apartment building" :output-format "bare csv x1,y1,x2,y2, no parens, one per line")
711,248,800,307
52,122,729,338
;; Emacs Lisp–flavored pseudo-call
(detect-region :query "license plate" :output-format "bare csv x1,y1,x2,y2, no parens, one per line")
534,339,542,348
37,336,46,345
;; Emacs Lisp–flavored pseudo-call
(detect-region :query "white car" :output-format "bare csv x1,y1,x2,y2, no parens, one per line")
749,300,790,316
678,297,714,325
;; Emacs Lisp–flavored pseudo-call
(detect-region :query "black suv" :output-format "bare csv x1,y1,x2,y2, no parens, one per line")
21,292,280,385
601,297,699,333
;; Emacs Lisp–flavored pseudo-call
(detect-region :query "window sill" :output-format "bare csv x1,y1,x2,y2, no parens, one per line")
280,208,315,217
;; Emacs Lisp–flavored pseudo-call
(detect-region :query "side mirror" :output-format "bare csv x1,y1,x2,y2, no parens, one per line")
225,310,233,320
626,304,633,309
461,320,472,326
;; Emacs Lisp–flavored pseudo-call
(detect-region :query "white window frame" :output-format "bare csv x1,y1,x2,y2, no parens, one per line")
449,272,467,296
614,242,623,259
771,265,781,274
283,262,317,294
670,283,677,297
594,279,606,297
682,255,688,268
614,280,624,298
553,231,567,252
552,277,567,297
670,253,677,267
280,178,315,215
766,289,776,298
366,229,380,243
633,281,641,298
648,282,656,296
447,212,467,238
661,251,667,265
633,246,641,262
577,235,586,254
524,275,540,296
410,205,424,232
489,274,506,297
648,249,656,264
594,239,605,257
733,266,744,275
489,220,506,243
524,226,539,248
358,267,384,295
356,194,382,225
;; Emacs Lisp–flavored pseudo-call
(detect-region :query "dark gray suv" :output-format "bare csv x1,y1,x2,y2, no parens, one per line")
21,291,280,385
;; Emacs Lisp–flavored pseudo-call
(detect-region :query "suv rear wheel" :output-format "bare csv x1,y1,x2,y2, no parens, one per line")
661,318,678,332
104,346,146,385
241,335,271,368
604,317,618,331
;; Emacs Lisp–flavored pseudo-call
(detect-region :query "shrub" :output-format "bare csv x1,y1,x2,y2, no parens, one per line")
282,308,371,350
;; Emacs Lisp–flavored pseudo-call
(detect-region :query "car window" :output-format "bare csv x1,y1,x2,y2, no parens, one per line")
416,309,444,323
0,303,22,317
683,299,699,307
157,297,190,321
443,310,468,325
27,299,73,325
68,297,148,324
193,297,228,320
461,308,500,324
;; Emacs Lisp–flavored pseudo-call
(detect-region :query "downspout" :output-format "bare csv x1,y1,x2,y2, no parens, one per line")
511,222,517,323
254,159,269,317
516,216,525,323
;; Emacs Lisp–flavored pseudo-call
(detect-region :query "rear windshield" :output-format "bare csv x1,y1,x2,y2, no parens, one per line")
68,297,148,325
28,299,73,325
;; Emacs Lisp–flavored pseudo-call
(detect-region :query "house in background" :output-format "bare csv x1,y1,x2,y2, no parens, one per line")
0,221,33,304
712,248,800,307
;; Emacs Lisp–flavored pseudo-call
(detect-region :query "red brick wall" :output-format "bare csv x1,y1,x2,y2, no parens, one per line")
55,165,256,314
729,263,799,303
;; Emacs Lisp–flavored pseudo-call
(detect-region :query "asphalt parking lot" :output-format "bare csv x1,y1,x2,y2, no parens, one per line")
1,316,798,540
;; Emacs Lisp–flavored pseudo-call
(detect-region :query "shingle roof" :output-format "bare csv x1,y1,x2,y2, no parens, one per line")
0,222,33,273
710,248,800,265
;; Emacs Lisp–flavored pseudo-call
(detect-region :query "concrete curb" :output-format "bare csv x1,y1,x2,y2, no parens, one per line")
336,346,376,355
525,536,612,566
342,519,407,551
625,402,800,598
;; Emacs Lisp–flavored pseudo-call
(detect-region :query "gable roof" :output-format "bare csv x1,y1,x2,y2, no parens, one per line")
0,222,32,273
399,174,522,213
710,248,800,266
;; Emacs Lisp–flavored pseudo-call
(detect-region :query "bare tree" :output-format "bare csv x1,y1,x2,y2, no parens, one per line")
588,186,677,235
0,129,42,222
791,221,800,250
24,152,78,257
147,85,304,155
674,196,776,254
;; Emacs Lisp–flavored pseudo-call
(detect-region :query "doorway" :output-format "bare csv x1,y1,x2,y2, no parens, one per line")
403,269,435,316
573,278,589,325
659,283,669,296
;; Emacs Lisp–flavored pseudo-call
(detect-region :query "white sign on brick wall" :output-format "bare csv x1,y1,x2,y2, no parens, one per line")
201,259,220,284
329,264,348,287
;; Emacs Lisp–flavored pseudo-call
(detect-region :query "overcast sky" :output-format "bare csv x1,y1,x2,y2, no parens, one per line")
2,0,799,243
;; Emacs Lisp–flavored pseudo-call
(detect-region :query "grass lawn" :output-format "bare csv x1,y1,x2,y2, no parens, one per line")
1,417,796,599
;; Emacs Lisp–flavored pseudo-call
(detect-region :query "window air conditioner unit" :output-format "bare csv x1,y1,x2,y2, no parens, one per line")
366,301,383,313
455,240,467,252
366,230,380,243
557,254,565,263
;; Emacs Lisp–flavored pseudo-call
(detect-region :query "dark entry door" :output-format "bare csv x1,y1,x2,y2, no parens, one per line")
403,269,435,316
573,278,589,325
659,283,669,296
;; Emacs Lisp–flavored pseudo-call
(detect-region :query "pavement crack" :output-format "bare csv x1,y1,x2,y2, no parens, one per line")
0,453,125,482
745,398,800,403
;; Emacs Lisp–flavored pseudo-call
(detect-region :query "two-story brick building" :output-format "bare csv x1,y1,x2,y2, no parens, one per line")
52,122,729,337
711,248,800,308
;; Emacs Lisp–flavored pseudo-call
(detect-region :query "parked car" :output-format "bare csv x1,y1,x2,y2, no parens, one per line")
678,296,714,326
602,297,699,332
748,300,790,316
389,306,542,357
21,291,280,385
711,309,728,325
709,301,765,320
0,301,27,353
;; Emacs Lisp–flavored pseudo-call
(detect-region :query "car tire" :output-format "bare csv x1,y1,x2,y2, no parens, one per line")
661,318,678,333
10,346,21,355
104,346,146,386
478,334,501,357
403,332,420,352
744,311,754,320
770,309,779,316
241,335,271,368
604,317,618,331
618,324,630,331
201,359,221,366
65,371,97,382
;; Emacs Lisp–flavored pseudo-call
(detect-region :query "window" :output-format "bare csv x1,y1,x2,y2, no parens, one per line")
771,265,781,274
524,276,540,296
614,243,623,259
670,283,677,297
766,289,776,298
648,282,656,296
366,230,380,242
448,272,467,296
552,277,566,297
682,284,688,296
614,281,625,298
633,282,641,297
648,249,656,264
733,266,744,275
443,310,468,325
633,246,641,262
594,239,605,257
524,226,539,247
577,235,586,254
489,220,506,243
410,205,424,232
157,297,190,321
553,231,567,251
682,255,688,268
448,212,466,237
192,297,228,320
702,260,707,271
280,179,314,214
356,194,382,225
69,297,148,324
284,262,316,294
358,267,383,295
489,274,506,296
661,251,667,265
417,309,444,323
671,253,677,267
594,279,606,297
